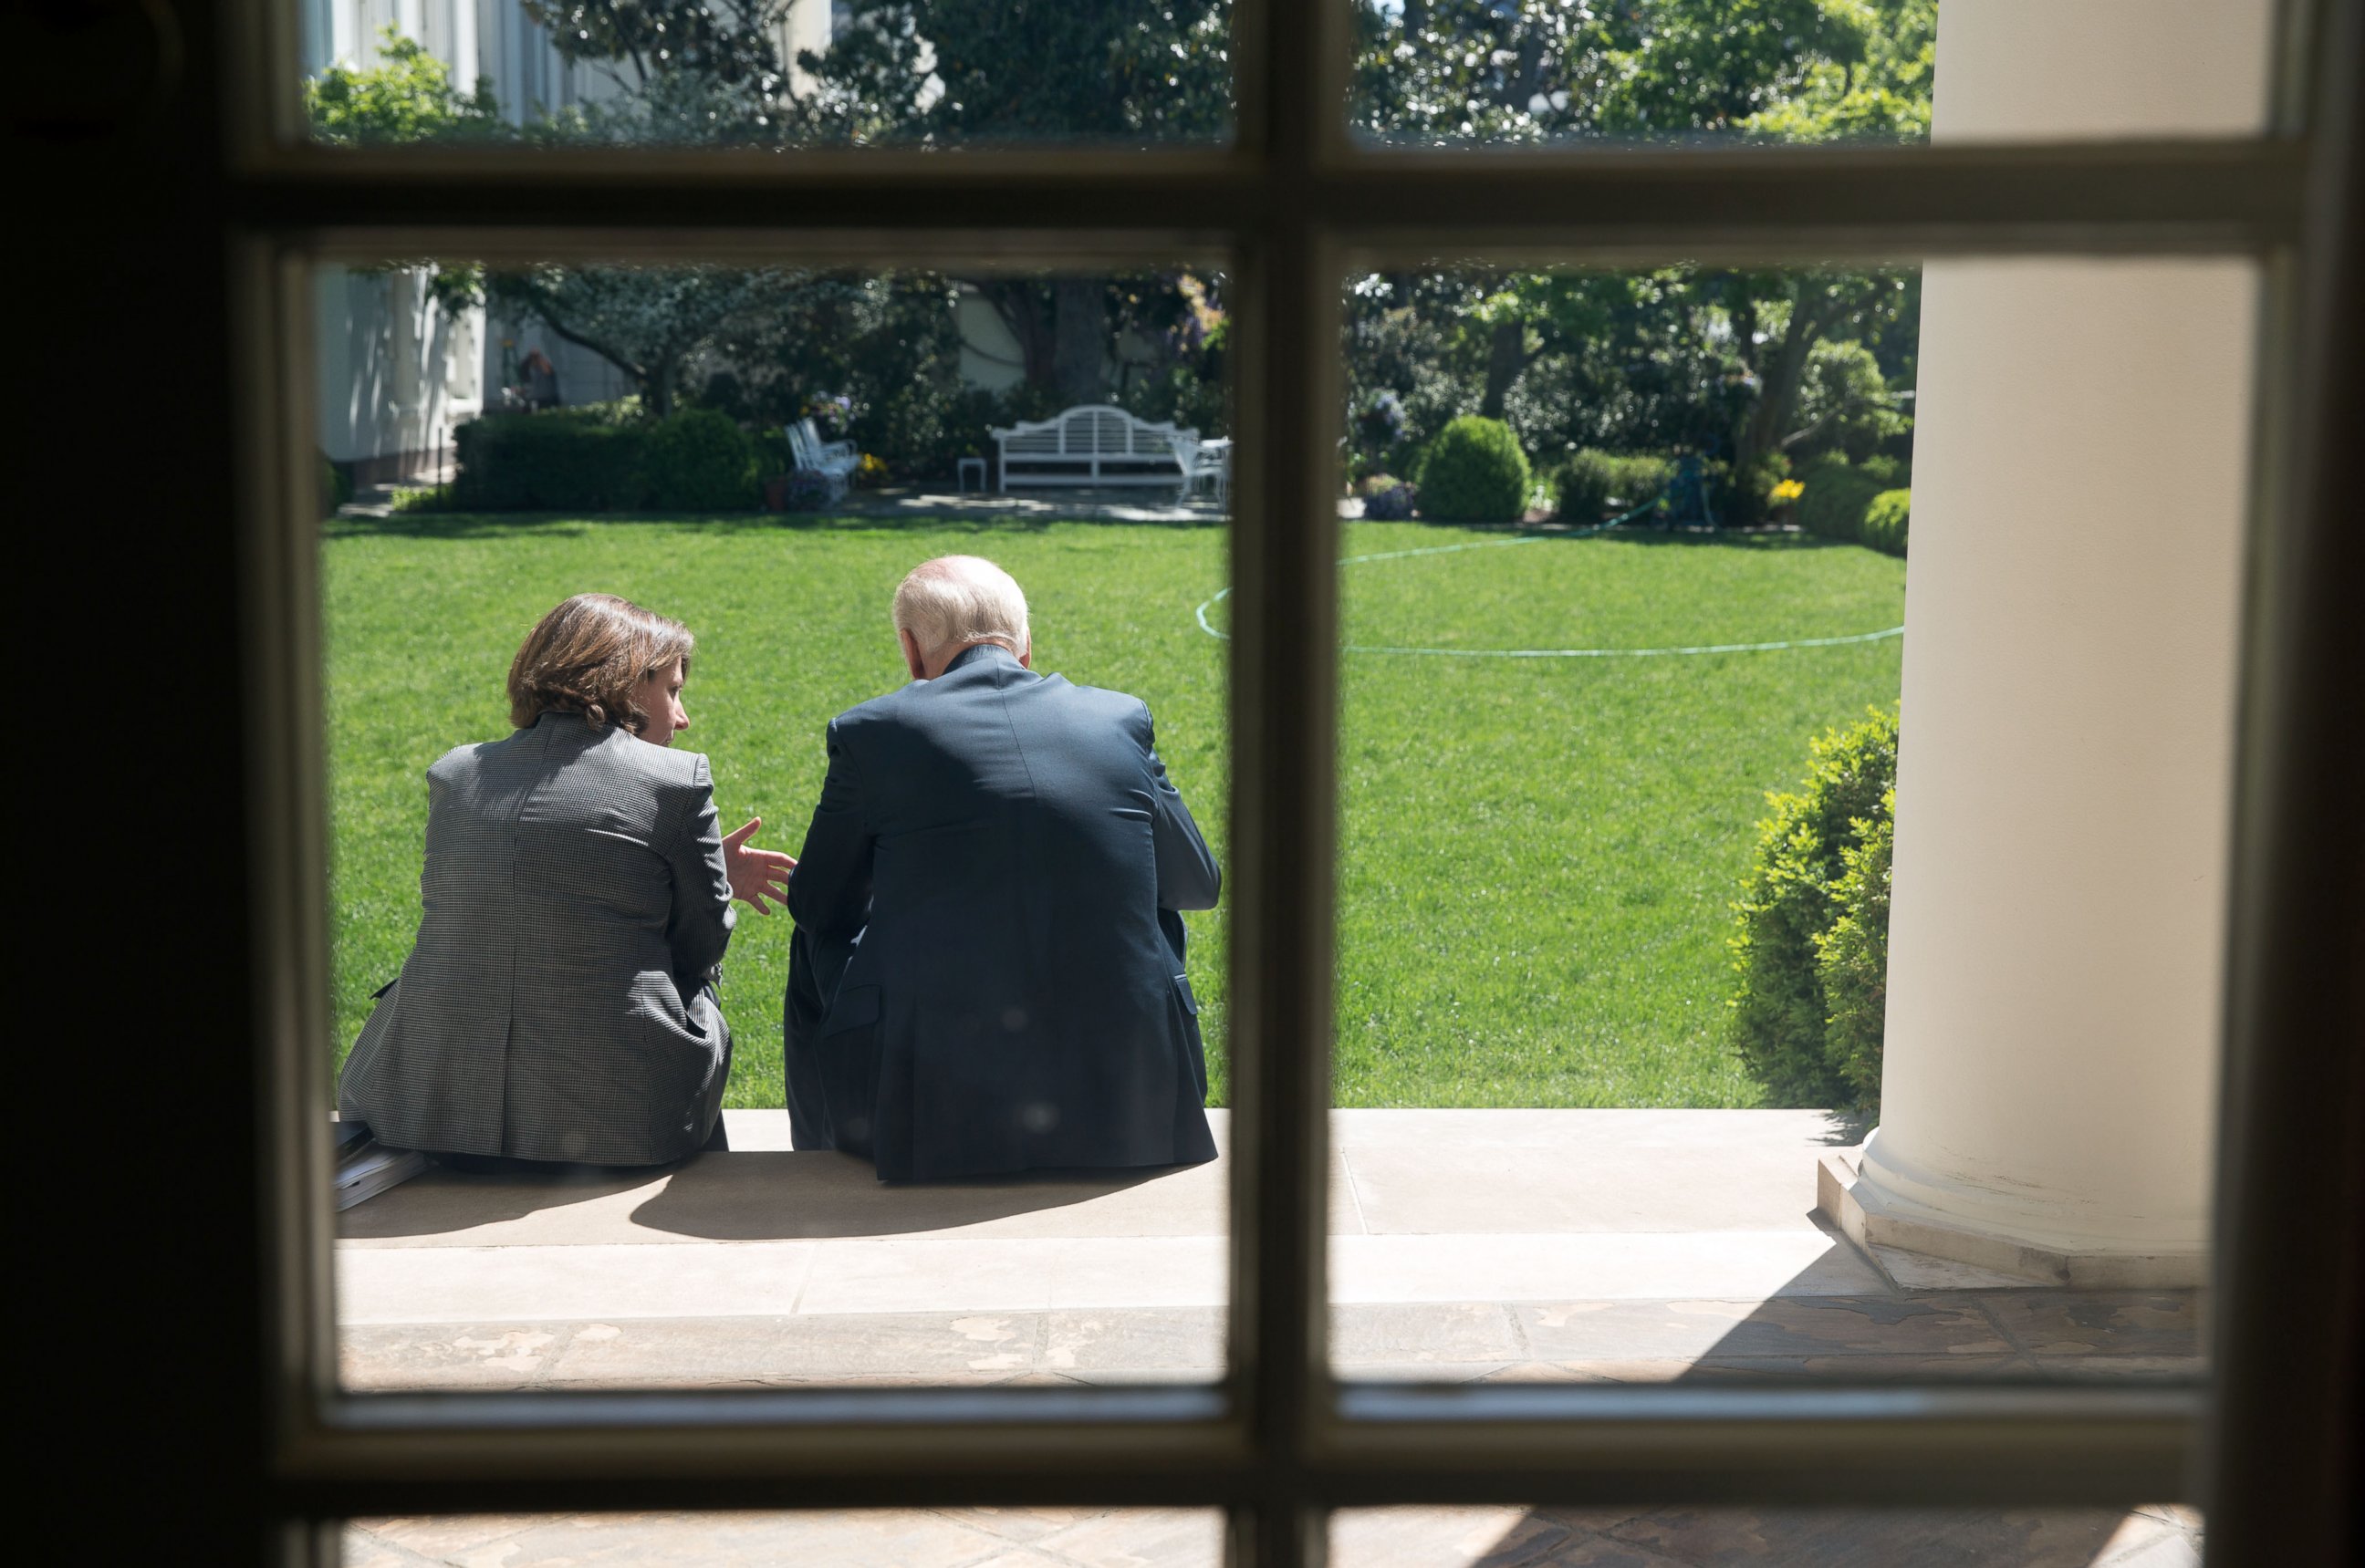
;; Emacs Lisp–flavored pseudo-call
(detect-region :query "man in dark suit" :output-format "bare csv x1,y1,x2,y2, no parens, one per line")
784,556,1222,1180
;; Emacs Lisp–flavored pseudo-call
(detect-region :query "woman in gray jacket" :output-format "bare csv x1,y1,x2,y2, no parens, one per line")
339,594,793,1167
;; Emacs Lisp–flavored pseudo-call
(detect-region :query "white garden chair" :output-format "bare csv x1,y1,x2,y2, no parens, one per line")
1182,436,1232,506
785,419,860,499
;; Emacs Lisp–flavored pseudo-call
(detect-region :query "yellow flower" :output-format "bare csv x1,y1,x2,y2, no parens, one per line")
1771,478,1805,504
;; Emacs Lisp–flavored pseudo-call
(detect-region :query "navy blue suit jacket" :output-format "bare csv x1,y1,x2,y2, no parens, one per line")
785,643,1222,1180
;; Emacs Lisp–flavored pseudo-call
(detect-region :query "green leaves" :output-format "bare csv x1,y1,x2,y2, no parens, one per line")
1726,704,1899,1113
808,1,1232,144
1416,415,1533,522
1350,0,1926,147
305,27,506,146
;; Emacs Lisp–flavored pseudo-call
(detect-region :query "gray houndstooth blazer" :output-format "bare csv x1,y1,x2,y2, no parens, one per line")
339,711,738,1165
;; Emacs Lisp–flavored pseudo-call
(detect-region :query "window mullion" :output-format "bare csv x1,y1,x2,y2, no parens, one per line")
1226,3,1347,1565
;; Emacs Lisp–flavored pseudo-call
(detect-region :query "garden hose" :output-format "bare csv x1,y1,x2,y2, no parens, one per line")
1193,501,1904,659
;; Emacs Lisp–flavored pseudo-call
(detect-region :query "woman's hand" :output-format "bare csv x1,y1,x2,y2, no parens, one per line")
723,817,796,914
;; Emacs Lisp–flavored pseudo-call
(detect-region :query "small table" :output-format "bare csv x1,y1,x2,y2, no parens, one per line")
957,456,987,495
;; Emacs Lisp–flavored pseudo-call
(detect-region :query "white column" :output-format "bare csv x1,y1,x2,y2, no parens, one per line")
1825,1,2272,1288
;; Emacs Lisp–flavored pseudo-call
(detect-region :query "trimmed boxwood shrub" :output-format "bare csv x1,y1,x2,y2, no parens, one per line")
1417,415,1531,522
1727,705,1900,1114
453,413,650,511
643,409,756,511
1816,785,1894,1107
1794,455,1891,544
1862,488,1910,556
1549,449,1672,524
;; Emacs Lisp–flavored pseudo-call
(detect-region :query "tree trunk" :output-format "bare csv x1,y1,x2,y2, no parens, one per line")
1053,277,1110,405
1481,316,1526,419
1735,288,1828,476
974,280,1059,394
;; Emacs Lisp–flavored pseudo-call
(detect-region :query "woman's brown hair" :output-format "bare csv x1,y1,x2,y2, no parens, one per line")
506,594,694,735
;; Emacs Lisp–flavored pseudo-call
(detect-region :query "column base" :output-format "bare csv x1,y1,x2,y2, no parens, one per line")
1817,1147,2208,1290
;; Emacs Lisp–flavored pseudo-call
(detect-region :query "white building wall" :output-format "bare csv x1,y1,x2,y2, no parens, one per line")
303,0,914,472
314,265,484,474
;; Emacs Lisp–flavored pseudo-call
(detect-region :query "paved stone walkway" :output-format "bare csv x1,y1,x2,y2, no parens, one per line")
344,1503,2203,1566
339,1111,2204,1390
339,1111,2204,1564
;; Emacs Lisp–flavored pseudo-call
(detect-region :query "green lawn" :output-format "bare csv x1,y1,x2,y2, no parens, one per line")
324,514,1902,1110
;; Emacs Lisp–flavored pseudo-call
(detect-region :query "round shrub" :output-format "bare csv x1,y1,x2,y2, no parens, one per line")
1361,481,1417,521
1415,415,1531,523
1726,705,1899,1114
1794,456,1888,544
1862,488,1911,556
642,409,755,511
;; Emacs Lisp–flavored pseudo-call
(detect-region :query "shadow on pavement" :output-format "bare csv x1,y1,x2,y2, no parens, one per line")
339,1147,1186,1241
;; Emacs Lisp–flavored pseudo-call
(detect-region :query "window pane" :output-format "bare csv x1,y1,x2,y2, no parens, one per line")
346,1510,1224,1566
1348,0,2272,149
1331,1506,2202,1565
319,256,1235,1389
296,1,1232,149
1326,255,2253,1386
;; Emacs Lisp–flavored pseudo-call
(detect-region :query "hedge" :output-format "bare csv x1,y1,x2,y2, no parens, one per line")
1726,705,1900,1114
1417,415,1531,522
450,407,779,513
643,409,756,511
320,452,353,517
1549,449,1672,524
1862,488,1910,556
1794,456,1897,545
453,413,651,511
1816,785,1893,1106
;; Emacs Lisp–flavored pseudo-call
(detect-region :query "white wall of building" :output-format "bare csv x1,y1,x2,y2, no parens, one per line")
309,0,835,470
314,265,483,474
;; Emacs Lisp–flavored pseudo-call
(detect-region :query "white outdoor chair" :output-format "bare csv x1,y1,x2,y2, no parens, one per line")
785,419,860,500
1182,436,1232,505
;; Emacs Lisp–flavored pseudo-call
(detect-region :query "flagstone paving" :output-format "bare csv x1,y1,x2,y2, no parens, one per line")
343,1502,2204,1566
339,1110,2204,1390
338,1111,2204,1563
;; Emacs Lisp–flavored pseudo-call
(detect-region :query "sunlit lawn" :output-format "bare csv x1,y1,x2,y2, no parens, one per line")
324,514,1902,1109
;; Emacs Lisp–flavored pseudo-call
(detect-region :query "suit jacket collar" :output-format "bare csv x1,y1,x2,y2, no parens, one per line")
943,642,1026,677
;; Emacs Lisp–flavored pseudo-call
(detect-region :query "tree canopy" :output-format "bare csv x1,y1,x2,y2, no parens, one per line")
311,2,1933,490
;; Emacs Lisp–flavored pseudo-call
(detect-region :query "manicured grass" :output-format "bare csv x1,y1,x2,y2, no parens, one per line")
323,514,1902,1110
1322,526,1903,1106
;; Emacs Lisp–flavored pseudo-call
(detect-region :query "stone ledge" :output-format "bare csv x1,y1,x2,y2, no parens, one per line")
1818,1147,2209,1291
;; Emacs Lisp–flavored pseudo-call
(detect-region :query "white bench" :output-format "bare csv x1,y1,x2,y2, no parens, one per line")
990,404,1196,489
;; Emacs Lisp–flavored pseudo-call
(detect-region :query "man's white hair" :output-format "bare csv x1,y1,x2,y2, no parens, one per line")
892,556,1031,659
